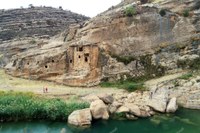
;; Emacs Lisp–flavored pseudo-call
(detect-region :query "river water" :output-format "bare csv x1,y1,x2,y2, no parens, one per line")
0,109,200,133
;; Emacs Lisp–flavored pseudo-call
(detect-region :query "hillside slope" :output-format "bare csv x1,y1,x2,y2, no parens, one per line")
0,7,89,42
3,0,200,87
0,6,89,67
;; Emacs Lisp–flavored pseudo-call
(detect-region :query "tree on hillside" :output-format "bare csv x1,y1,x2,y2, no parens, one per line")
59,6,63,10
29,4,34,8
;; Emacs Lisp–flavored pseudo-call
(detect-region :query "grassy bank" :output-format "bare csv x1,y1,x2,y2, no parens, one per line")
0,91,89,122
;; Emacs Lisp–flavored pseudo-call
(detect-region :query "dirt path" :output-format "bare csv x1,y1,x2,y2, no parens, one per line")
144,71,187,89
0,69,188,100
0,69,123,99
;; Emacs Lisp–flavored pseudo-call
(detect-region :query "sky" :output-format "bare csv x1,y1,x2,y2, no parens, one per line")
0,0,122,17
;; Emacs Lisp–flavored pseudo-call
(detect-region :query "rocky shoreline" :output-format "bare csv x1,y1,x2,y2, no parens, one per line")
68,88,178,127
68,74,200,127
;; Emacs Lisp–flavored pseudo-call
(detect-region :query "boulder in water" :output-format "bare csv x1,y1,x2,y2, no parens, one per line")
68,108,92,126
148,87,169,113
166,97,178,113
90,100,109,120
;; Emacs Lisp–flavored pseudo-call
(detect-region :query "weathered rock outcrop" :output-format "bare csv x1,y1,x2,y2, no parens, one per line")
146,73,199,110
2,0,200,87
68,108,92,126
69,90,178,126
148,87,169,112
90,100,109,120
168,77,200,109
166,97,178,113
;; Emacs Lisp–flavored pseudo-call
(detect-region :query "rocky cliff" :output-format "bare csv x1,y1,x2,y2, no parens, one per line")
0,7,89,42
0,6,89,68
3,0,200,87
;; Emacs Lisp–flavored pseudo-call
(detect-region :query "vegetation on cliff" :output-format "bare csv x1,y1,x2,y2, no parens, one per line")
124,6,136,17
100,79,145,92
183,9,189,17
110,54,136,65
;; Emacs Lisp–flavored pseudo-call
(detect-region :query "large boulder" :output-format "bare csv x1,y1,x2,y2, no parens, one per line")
68,108,92,126
90,100,109,120
148,87,169,112
98,93,114,104
148,99,167,112
166,97,178,113
124,103,141,117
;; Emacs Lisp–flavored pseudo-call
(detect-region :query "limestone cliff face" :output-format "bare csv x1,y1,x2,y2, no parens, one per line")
0,6,89,68
0,7,89,42
3,0,200,86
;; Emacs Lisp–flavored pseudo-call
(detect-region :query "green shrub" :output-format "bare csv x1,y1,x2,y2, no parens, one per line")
178,73,193,80
100,82,114,88
0,91,89,121
125,6,136,17
159,9,166,17
183,9,189,17
111,54,135,65
124,82,145,92
100,80,145,92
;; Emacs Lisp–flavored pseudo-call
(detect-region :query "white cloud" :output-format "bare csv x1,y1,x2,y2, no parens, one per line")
0,0,121,17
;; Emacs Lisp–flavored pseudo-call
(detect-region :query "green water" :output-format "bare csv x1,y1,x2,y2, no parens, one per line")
0,109,200,133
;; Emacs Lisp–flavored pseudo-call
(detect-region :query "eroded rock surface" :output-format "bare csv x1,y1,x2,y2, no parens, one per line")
148,87,169,112
68,108,92,126
90,100,109,120
147,73,200,110
166,97,178,113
